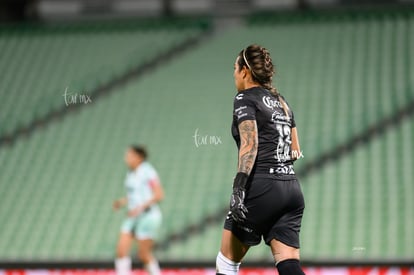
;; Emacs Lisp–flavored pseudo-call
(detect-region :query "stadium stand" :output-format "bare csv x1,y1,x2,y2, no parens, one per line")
0,19,208,138
0,9,413,266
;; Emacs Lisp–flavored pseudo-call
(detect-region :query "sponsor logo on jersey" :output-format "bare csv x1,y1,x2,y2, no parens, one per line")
235,105,248,120
235,105,247,113
236,94,244,100
237,113,248,119
262,96,282,109
270,164,296,175
271,110,289,123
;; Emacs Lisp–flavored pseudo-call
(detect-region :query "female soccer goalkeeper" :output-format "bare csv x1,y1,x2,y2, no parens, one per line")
216,45,306,275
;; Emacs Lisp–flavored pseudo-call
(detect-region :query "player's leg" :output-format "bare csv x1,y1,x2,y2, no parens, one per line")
266,178,306,275
270,239,305,275
217,177,266,275
137,238,160,275
135,210,162,275
115,232,134,275
216,229,250,275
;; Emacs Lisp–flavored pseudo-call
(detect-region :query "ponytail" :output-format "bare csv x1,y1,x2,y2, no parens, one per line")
239,44,290,120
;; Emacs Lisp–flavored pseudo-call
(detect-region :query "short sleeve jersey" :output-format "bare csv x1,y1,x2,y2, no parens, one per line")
231,87,296,175
125,162,160,210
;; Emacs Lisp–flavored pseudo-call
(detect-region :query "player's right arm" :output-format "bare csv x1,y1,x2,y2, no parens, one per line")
230,93,258,222
238,119,258,175
113,197,127,210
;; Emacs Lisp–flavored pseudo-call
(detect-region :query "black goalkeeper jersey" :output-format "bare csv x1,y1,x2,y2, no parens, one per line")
232,86,296,175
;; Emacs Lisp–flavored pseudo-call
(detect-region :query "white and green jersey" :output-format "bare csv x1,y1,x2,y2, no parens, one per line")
125,161,160,212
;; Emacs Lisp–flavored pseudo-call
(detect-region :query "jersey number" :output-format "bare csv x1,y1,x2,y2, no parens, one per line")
275,124,292,161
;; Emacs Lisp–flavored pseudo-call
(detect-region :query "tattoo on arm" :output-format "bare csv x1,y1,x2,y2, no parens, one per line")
238,120,258,175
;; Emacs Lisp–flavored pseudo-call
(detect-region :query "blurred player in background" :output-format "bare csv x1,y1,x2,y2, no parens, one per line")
113,145,164,275
216,45,306,275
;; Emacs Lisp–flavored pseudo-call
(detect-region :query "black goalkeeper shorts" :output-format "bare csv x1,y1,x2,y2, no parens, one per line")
224,174,305,248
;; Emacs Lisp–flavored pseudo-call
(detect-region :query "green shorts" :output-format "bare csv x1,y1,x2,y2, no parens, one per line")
121,208,162,240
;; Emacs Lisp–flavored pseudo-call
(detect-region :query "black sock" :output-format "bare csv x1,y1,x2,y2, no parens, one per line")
276,259,305,275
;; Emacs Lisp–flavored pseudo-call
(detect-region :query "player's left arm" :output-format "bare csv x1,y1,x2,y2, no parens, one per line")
127,177,164,217
146,177,164,207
